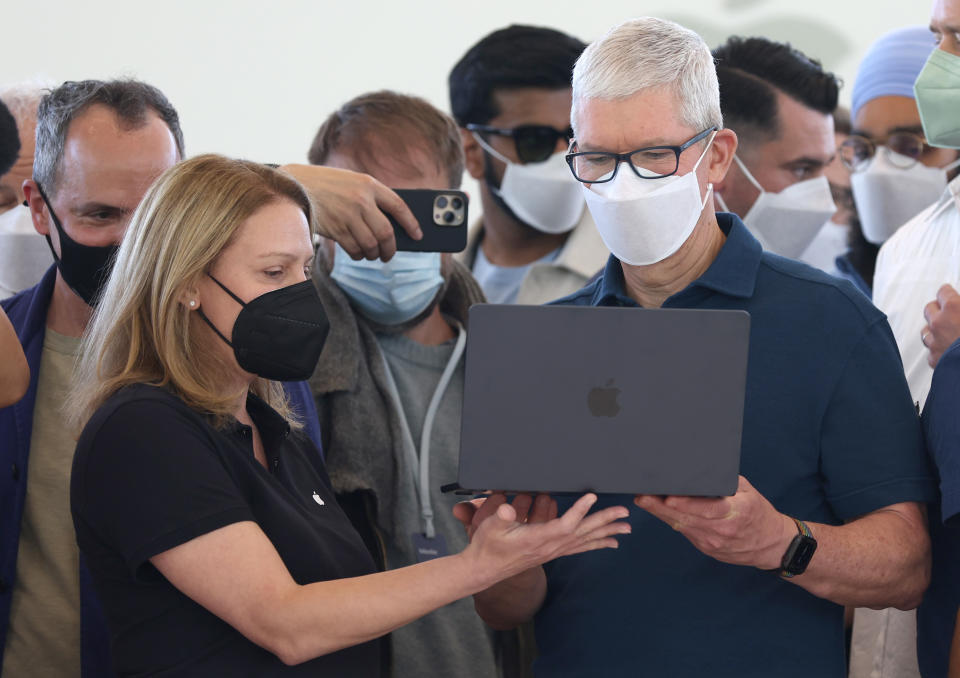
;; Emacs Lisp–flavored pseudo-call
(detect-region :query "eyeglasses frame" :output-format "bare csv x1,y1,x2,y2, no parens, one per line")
565,126,718,184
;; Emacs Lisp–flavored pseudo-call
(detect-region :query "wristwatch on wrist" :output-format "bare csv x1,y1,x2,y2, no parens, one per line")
779,517,817,578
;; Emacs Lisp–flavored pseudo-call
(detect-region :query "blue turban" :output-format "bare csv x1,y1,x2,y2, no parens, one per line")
851,26,936,121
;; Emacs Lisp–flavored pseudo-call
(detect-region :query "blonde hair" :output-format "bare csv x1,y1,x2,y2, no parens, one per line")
67,154,316,432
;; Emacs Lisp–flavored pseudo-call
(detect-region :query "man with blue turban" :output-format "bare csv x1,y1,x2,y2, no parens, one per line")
867,24,960,409
852,13,960,678
845,25,960,678
907,3,960,676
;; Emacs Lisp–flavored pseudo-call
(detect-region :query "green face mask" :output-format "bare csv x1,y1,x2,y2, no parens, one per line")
915,48,960,149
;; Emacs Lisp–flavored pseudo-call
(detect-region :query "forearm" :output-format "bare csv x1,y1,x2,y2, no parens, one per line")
473,566,547,630
265,552,490,664
787,503,930,609
156,496,627,665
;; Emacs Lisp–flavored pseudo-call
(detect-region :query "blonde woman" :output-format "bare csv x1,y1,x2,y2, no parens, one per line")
67,154,629,676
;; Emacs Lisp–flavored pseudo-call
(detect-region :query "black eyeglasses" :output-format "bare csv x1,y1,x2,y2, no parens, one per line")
565,127,717,184
466,123,574,164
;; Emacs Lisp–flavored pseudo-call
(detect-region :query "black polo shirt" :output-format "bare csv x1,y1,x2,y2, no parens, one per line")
71,383,379,677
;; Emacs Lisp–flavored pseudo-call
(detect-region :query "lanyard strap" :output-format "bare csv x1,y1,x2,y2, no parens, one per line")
378,323,467,538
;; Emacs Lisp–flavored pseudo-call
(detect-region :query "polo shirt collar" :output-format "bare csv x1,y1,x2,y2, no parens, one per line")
593,213,761,306
225,392,292,452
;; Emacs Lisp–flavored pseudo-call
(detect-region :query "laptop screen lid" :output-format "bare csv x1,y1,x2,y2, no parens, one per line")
456,304,750,497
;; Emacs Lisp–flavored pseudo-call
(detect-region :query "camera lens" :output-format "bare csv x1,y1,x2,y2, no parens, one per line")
451,197,463,210
436,196,449,209
443,210,457,224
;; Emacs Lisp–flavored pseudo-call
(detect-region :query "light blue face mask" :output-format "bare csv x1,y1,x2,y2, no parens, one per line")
330,245,444,326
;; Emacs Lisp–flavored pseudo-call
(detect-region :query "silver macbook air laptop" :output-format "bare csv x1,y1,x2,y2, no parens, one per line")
455,304,751,497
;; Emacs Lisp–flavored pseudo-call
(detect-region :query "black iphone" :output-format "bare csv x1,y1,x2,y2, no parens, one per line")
389,189,469,253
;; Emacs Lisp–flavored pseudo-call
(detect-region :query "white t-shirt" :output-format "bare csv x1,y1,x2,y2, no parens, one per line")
873,175,960,409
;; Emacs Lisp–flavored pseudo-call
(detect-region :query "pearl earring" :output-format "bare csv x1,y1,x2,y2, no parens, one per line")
189,300,196,308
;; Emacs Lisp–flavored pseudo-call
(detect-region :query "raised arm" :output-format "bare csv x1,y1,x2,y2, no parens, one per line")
151,493,629,665
278,164,420,262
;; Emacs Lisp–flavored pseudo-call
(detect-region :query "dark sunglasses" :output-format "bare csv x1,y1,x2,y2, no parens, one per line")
466,123,574,164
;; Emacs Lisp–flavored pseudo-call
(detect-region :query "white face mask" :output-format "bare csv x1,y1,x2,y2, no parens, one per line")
582,133,715,266
473,133,585,234
715,156,836,259
0,204,52,298
850,147,960,245
799,217,849,273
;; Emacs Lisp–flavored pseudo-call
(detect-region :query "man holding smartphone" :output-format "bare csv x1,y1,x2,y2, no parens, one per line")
305,90,505,678
449,25,610,304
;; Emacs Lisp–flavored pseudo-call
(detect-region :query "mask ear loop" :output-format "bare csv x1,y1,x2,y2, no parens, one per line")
941,155,960,172
692,131,718,210
731,154,766,194
471,131,515,166
195,273,248,349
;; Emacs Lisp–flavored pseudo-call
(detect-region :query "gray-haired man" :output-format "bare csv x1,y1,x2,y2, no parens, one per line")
0,80,183,677
456,17,935,677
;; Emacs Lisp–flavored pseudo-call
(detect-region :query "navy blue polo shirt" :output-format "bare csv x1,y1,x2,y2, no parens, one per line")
536,213,935,678
918,338,960,678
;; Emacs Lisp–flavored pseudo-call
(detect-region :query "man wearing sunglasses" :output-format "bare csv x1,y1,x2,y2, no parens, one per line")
455,17,934,678
710,37,840,263
449,25,609,305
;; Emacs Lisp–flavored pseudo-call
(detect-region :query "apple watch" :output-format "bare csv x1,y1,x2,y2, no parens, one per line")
779,517,817,578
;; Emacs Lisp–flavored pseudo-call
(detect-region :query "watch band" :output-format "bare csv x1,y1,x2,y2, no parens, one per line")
780,517,816,578
791,517,812,538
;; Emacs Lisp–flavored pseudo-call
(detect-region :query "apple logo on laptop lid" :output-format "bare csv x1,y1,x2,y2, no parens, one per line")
587,379,621,417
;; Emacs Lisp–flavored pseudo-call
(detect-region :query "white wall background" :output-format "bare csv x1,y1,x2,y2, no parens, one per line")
1,0,932,180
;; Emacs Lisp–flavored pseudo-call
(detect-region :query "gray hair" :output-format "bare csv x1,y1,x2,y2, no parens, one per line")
571,17,722,137
34,79,185,194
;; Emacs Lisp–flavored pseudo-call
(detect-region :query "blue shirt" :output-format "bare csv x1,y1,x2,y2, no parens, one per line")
918,338,960,678
834,252,872,299
472,245,560,304
536,213,934,678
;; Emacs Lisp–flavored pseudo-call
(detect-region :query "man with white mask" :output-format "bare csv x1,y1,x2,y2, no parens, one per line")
870,19,960,409
0,84,53,299
449,25,609,304
305,91,515,678
711,37,839,261
454,17,935,677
